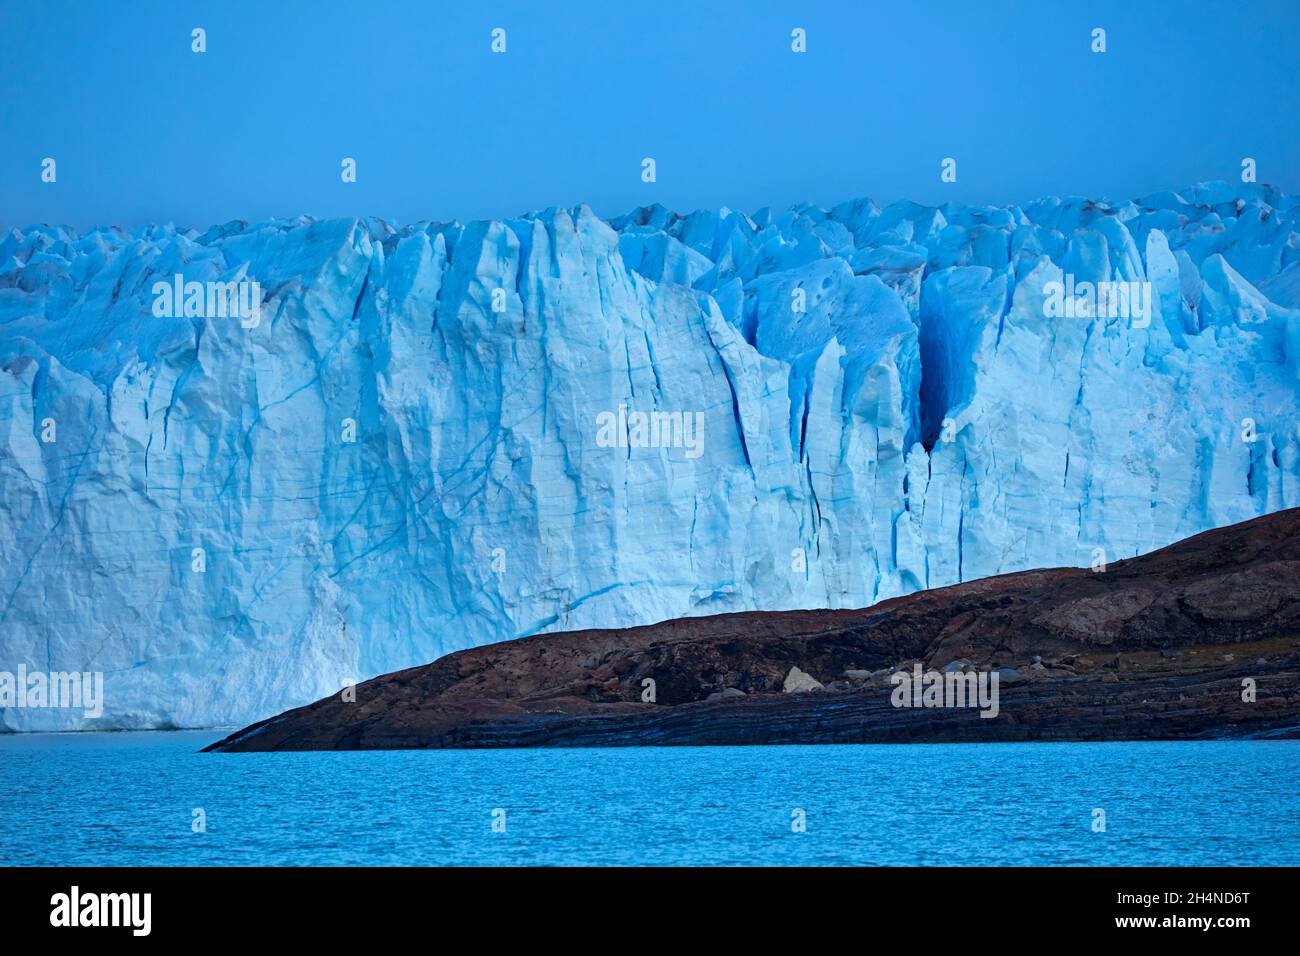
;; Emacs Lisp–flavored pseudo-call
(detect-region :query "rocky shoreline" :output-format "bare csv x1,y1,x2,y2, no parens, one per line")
206,510,1300,751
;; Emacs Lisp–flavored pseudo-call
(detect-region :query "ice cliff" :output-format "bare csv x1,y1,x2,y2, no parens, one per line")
2,182,1298,729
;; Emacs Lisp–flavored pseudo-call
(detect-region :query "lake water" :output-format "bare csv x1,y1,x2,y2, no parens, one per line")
1,733,1296,866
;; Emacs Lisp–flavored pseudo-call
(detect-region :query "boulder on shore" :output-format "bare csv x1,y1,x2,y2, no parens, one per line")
783,667,824,693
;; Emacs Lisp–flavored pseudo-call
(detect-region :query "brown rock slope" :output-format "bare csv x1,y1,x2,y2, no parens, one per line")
206,509,1300,751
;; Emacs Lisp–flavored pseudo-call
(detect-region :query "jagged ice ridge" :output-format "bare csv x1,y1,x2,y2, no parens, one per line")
2,182,1299,729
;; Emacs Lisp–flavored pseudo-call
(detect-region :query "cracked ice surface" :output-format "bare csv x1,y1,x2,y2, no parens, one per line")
1,182,1298,729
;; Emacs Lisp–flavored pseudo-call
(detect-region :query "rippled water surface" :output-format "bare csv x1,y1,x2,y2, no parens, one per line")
2,733,1296,865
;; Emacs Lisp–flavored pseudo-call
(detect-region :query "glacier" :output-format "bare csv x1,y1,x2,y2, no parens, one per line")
2,182,1298,730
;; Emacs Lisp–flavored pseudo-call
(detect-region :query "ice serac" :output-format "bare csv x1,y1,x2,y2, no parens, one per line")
1,183,1298,730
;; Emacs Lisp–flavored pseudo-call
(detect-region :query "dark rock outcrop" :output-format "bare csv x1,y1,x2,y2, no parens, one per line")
206,509,1300,751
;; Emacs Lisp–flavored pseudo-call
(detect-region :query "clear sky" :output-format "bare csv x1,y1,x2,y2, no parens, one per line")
2,0,1297,230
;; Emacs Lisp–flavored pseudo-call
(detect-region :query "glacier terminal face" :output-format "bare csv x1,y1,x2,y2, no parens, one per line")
2,183,1298,729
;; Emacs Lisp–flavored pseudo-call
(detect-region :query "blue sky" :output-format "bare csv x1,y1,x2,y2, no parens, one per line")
2,0,1297,229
